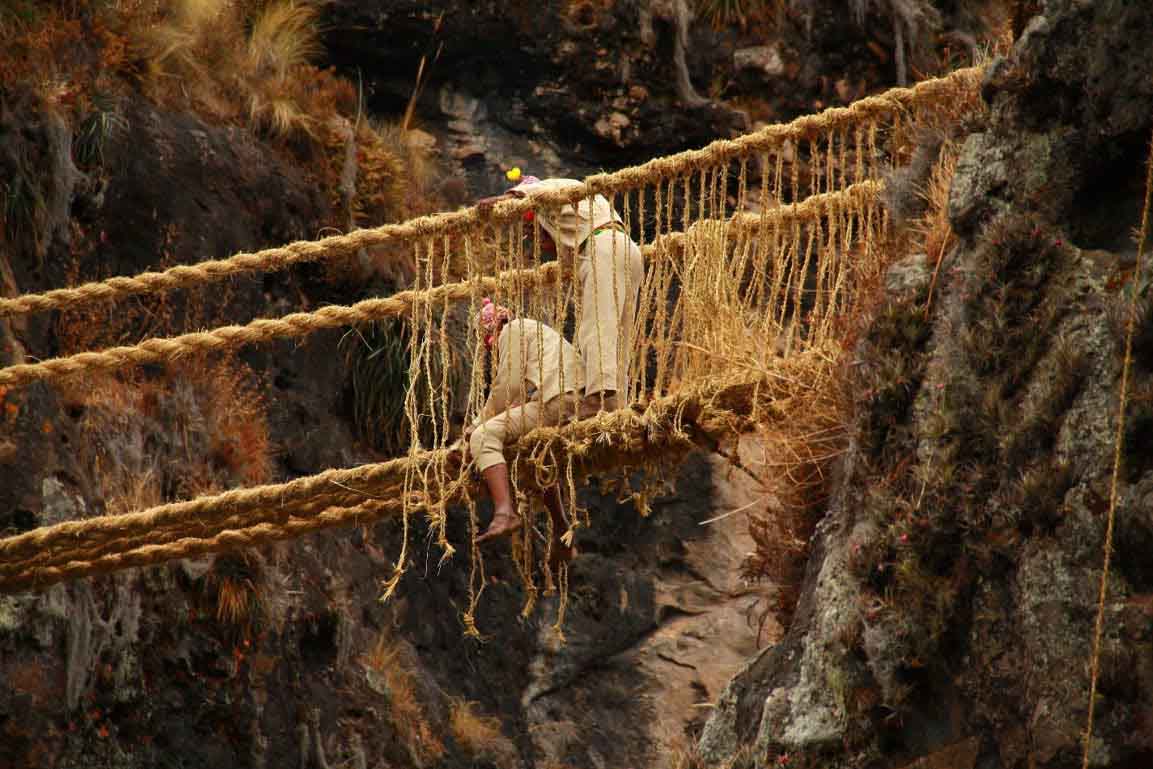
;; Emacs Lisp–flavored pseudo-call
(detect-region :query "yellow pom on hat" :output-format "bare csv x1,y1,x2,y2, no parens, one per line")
506,167,522,183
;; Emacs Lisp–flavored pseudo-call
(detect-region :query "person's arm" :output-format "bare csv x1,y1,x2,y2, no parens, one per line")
475,190,521,215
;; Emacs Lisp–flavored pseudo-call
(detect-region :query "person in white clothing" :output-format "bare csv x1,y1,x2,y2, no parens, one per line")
477,171,646,413
464,299,588,562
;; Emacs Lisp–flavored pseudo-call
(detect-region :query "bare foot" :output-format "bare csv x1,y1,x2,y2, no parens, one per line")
476,507,523,543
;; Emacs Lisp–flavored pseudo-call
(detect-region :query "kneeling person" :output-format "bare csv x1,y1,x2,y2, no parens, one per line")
466,299,586,556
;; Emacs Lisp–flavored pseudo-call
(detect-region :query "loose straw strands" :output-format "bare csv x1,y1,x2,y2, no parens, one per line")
0,357,828,593
0,183,881,390
0,69,976,320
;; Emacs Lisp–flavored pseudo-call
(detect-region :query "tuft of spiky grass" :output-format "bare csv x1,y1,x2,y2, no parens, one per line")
912,137,960,315
0,167,46,252
246,0,319,77
342,317,465,458
204,552,265,627
245,0,321,137
368,119,442,218
75,92,129,170
204,360,273,486
693,0,784,31
248,90,314,137
364,636,445,764
137,0,241,89
449,699,516,767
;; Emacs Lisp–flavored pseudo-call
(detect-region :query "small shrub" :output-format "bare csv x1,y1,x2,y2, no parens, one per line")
202,361,273,486
74,92,129,170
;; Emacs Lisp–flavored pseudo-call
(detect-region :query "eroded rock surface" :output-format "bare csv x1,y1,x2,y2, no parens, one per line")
700,1,1153,767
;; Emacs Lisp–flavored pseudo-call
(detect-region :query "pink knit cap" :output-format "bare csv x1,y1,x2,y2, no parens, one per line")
476,298,511,346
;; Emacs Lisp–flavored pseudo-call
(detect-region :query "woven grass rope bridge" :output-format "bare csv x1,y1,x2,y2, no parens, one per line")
0,67,984,630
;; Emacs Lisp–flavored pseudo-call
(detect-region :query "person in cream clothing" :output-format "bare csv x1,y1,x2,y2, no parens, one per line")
465,299,587,560
478,171,646,413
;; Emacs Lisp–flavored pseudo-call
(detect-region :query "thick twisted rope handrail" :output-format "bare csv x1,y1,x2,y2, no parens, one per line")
0,500,402,591
0,68,975,319
0,361,820,592
0,449,420,563
0,227,420,318
0,182,880,390
0,261,555,388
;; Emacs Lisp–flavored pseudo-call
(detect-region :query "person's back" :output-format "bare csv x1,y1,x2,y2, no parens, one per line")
507,178,621,252
504,175,645,410
486,318,585,416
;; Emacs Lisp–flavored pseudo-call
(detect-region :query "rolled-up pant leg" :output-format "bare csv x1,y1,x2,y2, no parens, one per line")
469,395,582,471
578,230,645,399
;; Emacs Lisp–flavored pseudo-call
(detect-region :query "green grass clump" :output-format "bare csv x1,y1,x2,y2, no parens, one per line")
343,318,464,457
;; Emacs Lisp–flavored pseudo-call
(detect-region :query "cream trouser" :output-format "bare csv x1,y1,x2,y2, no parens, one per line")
577,229,645,399
471,392,594,472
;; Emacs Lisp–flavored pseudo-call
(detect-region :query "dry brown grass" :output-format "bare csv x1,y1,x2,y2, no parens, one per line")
202,361,273,486
913,138,961,316
693,0,786,32
54,356,272,526
369,119,443,219
132,0,328,137
665,731,749,769
213,575,252,623
449,698,516,767
320,117,451,286
203,551,266,629
738,374,849,615
364,635,445,764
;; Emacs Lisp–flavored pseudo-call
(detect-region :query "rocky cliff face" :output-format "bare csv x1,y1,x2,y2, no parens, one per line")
700,1,1153,767
320,0,988,195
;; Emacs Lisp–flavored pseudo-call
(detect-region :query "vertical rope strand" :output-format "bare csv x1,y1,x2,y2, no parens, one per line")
1081,126,1153,769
